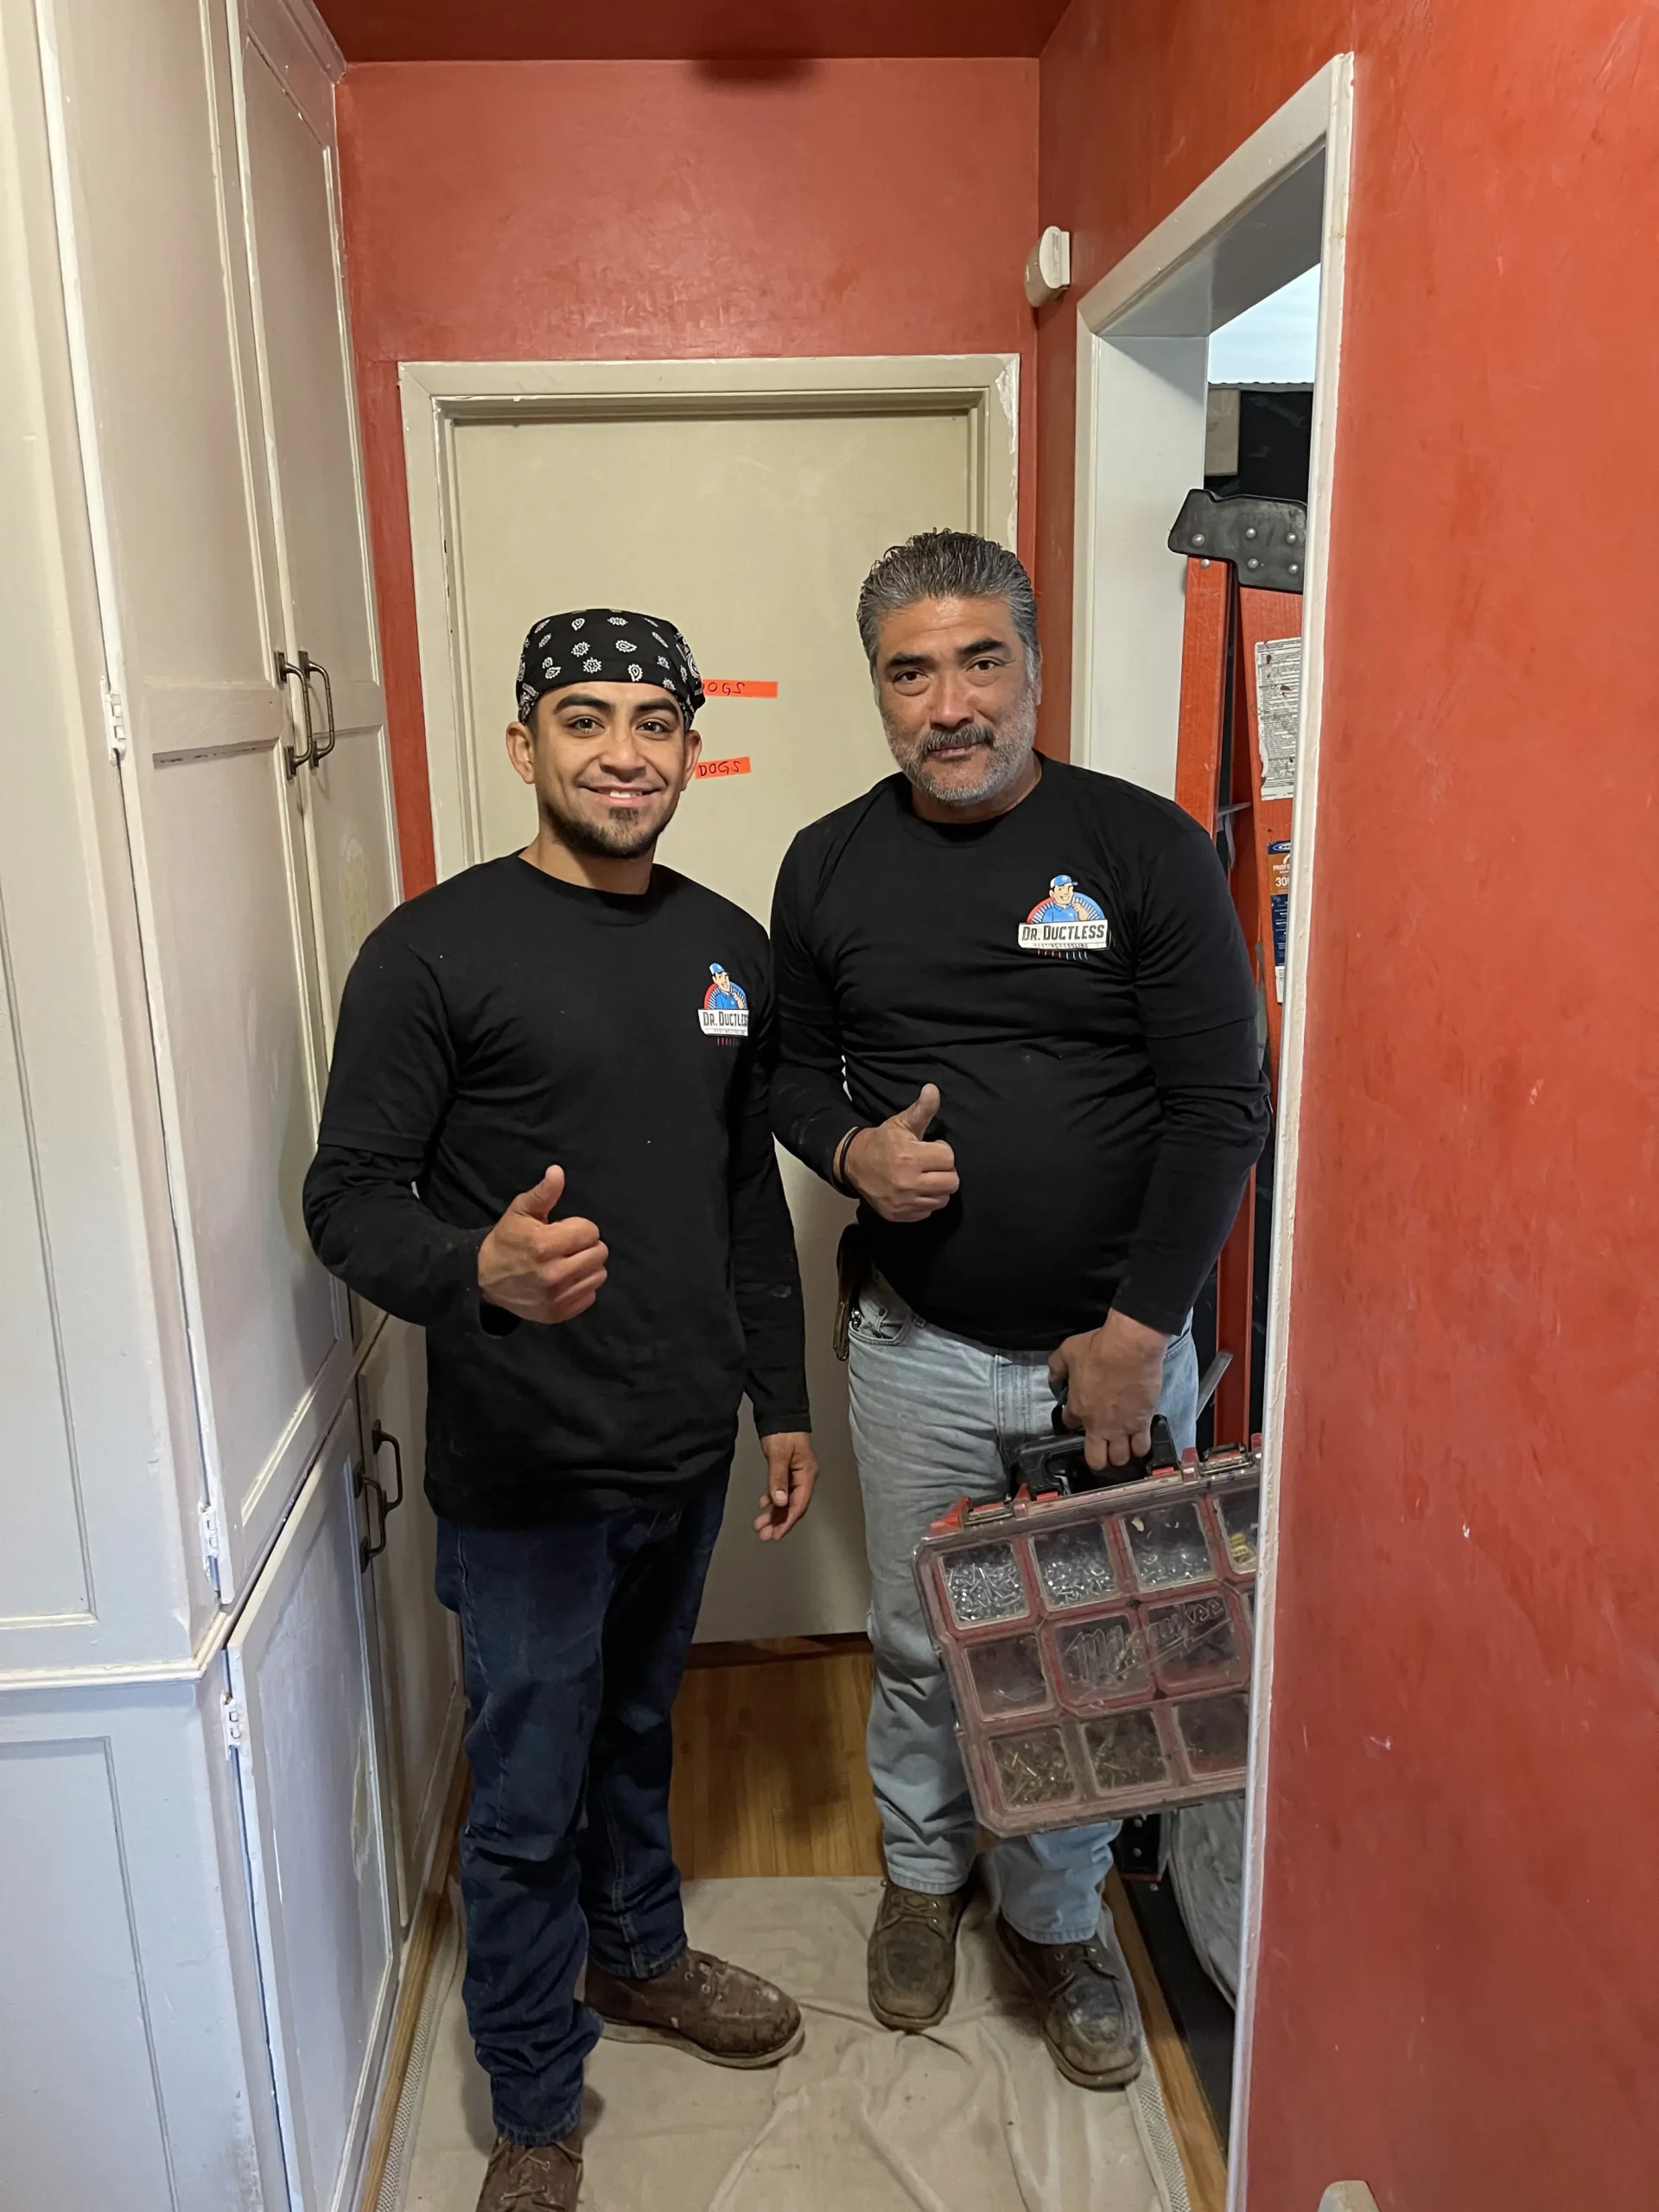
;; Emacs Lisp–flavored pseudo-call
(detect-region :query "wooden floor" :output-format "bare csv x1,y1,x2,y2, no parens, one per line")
670,1640,1228,2212
672,1637,883,1879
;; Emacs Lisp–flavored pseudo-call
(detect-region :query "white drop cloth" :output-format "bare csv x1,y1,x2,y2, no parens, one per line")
397,1878,1181,2212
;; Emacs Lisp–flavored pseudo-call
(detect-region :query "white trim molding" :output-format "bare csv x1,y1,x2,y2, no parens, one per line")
1071,57,1351,794
242,0,346,95
1230,67,1354,2212
397,353,1020,883
1065,59,1355,2211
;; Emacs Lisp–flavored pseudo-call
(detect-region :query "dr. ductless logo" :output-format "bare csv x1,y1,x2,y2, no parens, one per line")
1018,875,1109,960
699,961,749,1040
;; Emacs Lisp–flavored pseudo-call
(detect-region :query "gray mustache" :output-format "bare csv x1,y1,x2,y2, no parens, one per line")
917,725,999,758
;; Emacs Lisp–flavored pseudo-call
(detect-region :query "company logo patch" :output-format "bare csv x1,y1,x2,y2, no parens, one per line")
1018,875,1109,958
699,961,749,1039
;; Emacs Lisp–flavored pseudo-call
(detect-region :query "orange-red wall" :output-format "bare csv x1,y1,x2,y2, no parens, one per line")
335,58,1039,891
1038,4,1659,2207
340,27,1658,2206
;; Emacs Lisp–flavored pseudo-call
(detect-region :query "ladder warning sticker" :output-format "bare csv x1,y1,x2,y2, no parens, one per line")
694,755,752,779
1268,840,1292,1003
1255,637,1302,801
702,680,778,698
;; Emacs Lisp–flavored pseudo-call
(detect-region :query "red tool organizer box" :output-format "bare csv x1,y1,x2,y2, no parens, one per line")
913,1441,1262,1837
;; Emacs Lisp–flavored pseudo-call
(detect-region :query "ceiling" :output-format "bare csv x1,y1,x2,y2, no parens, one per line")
314,1,1071,63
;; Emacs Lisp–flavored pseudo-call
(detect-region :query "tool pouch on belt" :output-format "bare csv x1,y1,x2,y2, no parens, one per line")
832,1222,871,1363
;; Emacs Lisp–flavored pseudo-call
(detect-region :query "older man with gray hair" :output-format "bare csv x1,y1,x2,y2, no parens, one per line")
770,529,1268,2088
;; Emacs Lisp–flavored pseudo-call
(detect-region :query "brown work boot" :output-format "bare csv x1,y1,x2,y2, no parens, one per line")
585,1947,803,2067
475,2133,582,2210
867,1878,973,2031
996,1912,1144,2088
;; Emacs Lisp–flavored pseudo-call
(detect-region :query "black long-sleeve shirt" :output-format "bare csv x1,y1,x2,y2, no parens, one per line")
769,760,1269,1346
303,856,809,1526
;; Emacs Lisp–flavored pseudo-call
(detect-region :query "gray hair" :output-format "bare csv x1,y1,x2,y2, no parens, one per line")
855,529,1041,679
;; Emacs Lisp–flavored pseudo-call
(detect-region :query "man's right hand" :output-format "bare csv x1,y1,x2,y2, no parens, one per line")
478,1165,607,1324
842,1084,959,1224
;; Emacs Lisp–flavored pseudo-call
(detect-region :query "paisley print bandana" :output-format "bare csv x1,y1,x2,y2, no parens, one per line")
515,608,705,728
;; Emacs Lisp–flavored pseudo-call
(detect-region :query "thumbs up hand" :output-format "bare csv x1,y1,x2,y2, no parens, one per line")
478,1165,608,1323
842,1084,960,1224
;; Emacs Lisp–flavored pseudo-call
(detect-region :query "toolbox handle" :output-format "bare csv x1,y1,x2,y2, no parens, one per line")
1048,1389,1181,1491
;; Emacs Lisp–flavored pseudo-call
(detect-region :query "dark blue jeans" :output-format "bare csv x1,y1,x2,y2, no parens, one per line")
434,1478,728,2145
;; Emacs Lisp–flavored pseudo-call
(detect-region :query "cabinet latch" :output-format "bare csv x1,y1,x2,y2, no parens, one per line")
198,1499,223,1579
101,681,129,763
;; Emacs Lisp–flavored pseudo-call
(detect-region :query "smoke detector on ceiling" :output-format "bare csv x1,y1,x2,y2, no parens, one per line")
1025,226,1071,308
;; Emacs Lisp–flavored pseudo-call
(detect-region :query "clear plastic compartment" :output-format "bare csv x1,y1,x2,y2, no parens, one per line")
966,1632,1050,1717
1052,1611,1151,1706
940,1541,1029,1630
1081,1709,1169,1793
1031,1521,1119,1610
1173,1692,1250,1777
1145,1590,1244,1691
988,1727,1080,1814
1121,1499,1214,1591
1217,1485,1261,1573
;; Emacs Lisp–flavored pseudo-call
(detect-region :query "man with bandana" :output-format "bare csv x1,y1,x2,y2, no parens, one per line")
304,611,816,2212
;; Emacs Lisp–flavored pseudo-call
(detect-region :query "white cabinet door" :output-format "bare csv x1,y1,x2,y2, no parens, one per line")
234,11,399,1046
358,1320,463,1932
39,0,352,1602
0,1675,289,2212
227,1401,396,2212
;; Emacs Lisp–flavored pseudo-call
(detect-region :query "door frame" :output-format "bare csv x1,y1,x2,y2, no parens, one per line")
398,353,1020,882
1068,57,1355,2205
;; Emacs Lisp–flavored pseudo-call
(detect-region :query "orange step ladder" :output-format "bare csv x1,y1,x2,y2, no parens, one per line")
1167,488,1306,1447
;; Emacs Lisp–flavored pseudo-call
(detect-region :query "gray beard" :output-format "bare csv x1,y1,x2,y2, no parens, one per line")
888,696,1038,809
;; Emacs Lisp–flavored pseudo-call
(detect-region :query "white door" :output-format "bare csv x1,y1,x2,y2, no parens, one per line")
357,1319,462,1932
444,405,976,1637
234,17,399,1042
42,0,350,1601
0,957,91,1630
227,1402,396,2212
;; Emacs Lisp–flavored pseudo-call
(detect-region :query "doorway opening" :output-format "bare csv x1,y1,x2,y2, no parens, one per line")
1069,56,1355,2209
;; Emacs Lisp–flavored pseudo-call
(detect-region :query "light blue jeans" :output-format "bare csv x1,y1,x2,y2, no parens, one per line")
848,1277,1199,1946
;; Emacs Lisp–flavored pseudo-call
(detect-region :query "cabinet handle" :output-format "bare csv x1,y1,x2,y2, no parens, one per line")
274,651,316,777
356,1460,388,1571
299,652,337,766
371,1421,405,1516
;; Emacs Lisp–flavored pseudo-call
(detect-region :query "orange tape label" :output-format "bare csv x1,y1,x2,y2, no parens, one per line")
694,755,752,779
702,679,778,699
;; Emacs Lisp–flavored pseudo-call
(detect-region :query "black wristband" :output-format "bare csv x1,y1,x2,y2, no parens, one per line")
830,1125,864,1198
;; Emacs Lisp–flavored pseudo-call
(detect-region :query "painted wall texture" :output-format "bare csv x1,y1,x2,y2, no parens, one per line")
334,58,1039,891
1037,3,1659,2207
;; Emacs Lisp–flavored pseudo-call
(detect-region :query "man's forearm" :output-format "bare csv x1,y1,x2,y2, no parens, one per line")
728,1069,812,1429
729,1181,811,1432
1112,1030,1270,1332
769,1059,864,1189
303,1144,488,1327
741,1289,812,1435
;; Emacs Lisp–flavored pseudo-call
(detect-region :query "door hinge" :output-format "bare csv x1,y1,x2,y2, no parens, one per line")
199,1499,224,1585
101,680,129,763
221,1694,247,1757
